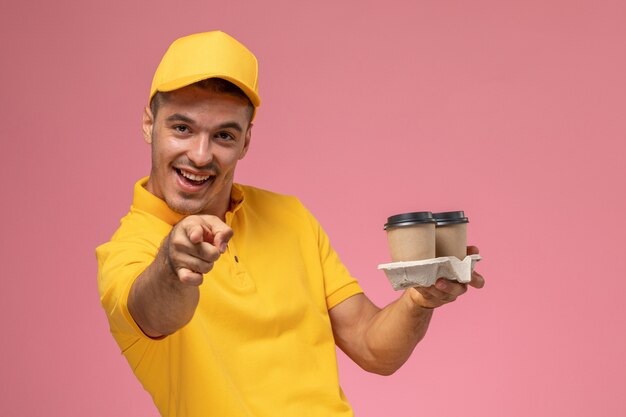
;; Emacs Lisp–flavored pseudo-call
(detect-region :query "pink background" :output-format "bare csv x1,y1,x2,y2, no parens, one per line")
2,0,625,416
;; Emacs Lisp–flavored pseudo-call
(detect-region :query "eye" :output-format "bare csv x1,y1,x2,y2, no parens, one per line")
173,125,190,133
216,132,235,141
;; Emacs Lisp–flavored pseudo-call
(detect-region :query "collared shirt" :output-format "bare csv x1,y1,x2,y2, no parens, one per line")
96,177,363,417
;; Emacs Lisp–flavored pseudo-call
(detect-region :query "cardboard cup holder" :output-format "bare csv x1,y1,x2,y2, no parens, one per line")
378,255,481,290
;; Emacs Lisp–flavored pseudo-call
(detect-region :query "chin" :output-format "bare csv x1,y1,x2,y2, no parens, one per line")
166,197,205,216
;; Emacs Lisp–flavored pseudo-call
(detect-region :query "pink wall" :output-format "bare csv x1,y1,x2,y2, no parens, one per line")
2,1,625,416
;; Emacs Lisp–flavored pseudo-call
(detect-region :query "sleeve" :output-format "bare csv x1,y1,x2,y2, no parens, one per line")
95,218,168,346
301,202,364,310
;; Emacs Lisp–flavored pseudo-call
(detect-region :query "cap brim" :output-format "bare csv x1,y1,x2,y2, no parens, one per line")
151,73,261,108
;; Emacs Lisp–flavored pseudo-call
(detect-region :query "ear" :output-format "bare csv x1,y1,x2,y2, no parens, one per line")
142,106,154,144
239,123,253,160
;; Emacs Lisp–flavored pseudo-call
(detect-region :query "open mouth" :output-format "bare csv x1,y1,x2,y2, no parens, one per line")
176,168,215,187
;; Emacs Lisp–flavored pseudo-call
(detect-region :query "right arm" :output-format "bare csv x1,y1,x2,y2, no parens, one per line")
128,215,232,338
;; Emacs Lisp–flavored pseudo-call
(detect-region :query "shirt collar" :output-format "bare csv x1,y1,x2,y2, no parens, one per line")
230,183,245,214
133,177,246,225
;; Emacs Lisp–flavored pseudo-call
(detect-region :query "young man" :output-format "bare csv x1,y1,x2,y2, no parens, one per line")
96,31,484,417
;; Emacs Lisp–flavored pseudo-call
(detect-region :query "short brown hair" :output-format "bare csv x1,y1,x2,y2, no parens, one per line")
150,78,254,121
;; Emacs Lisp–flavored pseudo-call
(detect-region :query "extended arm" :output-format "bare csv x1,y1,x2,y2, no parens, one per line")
329,246,485,375
128,215,232,338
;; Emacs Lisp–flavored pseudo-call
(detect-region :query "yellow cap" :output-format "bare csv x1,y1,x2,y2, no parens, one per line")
149,31,260,109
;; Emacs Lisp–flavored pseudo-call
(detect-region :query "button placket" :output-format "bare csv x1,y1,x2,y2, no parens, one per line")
225,211,252,289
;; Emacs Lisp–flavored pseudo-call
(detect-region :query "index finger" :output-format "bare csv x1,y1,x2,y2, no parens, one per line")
197,215,233,253
212,229,233,253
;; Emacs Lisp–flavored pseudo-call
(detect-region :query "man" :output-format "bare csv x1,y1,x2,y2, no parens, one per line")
96,31,484,417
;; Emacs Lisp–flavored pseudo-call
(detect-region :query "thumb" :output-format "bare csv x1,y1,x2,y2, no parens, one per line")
186,224,205,244
467,245,480,255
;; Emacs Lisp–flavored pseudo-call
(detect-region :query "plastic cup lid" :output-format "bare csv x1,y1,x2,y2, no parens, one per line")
433,211,469,226
384,212,435,229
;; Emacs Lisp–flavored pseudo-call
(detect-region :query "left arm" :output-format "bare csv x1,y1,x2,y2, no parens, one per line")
329,246,485,375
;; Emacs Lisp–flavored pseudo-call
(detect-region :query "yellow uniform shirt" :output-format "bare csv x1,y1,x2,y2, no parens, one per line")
96,178,363,417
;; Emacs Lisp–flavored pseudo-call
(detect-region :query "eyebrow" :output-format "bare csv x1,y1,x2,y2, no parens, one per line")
164,114,243,132
165,113,195,124
216,122,244,132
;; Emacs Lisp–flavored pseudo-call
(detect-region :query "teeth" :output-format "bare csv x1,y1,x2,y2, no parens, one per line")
179,170,210,181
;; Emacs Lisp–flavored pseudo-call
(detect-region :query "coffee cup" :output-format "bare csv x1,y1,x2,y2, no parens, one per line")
433,211,469,260
384,212,436,262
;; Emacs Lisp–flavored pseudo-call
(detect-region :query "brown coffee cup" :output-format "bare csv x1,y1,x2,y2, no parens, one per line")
384,212,436,262
433,211,469,260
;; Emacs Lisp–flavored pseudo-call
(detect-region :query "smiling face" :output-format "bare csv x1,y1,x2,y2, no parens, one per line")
142,84,252,218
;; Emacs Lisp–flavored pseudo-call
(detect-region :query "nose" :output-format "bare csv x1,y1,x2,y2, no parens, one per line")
187,134,212,167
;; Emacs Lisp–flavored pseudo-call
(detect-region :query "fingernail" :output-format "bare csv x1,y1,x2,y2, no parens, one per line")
220,243,227,253
436,280,447,290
